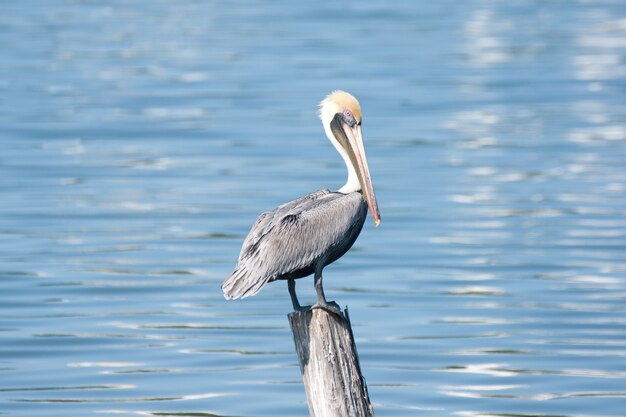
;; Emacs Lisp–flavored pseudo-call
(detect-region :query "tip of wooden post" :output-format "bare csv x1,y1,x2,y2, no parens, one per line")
287,303,349,322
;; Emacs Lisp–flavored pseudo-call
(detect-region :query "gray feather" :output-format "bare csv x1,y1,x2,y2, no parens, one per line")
222,189,367,300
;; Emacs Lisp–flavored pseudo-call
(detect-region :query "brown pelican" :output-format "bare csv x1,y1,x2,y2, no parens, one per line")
221,91,380,313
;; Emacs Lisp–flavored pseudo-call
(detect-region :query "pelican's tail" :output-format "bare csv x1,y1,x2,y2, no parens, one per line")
221,266,270,300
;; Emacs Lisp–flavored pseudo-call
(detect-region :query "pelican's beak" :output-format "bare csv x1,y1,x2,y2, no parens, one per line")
334,118,381,226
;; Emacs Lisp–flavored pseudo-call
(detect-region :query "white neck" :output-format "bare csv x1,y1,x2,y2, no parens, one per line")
320,111,361,194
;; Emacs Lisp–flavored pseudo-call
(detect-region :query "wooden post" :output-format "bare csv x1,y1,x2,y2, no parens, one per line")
288,306,375,417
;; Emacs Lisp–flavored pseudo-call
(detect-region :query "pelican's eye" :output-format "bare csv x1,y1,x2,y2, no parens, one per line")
342,109,357,126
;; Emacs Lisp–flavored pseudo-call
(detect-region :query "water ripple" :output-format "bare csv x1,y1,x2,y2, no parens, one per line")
1,1,626,417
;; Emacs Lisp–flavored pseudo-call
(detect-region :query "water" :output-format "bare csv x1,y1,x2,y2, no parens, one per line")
1,1,626,416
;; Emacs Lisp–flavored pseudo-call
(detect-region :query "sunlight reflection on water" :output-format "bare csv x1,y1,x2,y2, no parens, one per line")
1,1,626,417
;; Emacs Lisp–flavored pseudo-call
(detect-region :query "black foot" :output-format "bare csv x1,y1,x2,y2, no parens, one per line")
294,303,313,312
312,300,342,316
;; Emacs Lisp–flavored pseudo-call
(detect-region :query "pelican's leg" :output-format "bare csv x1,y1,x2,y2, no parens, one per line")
288,279,302,311
313,269,341,315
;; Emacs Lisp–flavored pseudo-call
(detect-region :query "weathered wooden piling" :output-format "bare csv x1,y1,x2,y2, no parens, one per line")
288,306,374,417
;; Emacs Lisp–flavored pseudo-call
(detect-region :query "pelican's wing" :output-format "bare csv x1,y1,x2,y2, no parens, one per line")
237,189,330,259
221,190,362,299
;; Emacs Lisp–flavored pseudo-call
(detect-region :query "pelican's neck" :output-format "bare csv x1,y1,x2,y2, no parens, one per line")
322,121,361,194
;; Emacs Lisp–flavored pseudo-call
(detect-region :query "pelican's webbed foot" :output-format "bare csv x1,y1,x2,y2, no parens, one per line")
312,299,342,316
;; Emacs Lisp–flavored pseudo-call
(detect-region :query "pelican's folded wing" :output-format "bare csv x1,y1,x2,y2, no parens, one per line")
221,190,364,299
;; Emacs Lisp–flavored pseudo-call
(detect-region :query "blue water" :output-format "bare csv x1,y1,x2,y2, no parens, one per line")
1,1,626,416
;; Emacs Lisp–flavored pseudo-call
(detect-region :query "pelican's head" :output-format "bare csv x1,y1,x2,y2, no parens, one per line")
319,91,381,226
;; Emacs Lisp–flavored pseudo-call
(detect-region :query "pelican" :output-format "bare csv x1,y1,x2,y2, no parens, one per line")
221,91,380,313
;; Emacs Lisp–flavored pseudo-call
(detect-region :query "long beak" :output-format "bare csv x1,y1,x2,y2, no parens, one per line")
341,122,381,226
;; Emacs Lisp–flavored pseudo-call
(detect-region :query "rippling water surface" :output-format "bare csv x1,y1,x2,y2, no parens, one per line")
1,1,626,416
